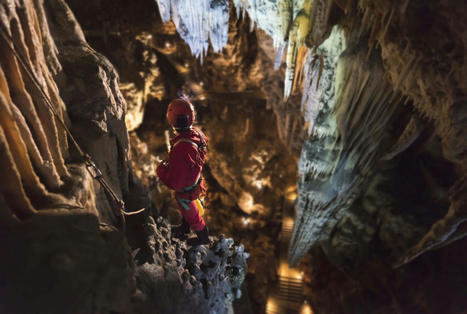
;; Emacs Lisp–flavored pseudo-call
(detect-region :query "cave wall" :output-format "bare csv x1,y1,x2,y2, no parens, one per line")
289,0,467,270
286,1,467,313
0,0,134,311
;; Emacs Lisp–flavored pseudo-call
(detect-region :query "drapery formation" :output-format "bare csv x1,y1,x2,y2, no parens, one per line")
0,0,70,224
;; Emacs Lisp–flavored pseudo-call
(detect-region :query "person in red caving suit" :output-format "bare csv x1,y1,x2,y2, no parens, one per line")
156,97,210,246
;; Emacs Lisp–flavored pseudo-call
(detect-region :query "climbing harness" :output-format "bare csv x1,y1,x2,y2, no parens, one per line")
175,176,203,212
0,24,146,230
172,128,207,164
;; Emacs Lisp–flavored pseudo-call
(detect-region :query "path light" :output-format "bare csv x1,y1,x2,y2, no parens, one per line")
300,303,313,314
266,297,278,314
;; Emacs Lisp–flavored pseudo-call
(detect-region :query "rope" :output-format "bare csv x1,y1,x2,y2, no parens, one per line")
0,23,145,222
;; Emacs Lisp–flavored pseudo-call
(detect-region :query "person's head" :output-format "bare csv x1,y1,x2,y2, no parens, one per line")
166,97,195,133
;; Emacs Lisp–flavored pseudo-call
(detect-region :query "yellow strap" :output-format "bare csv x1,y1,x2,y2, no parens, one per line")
195,199,205,216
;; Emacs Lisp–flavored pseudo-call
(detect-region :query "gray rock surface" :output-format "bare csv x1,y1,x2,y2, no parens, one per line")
131,216,248,314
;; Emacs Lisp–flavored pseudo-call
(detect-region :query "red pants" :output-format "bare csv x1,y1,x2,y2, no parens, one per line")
176,198,205,231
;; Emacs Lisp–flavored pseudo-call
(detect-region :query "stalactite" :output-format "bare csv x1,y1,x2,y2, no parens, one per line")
155,0,230,59
289,36,401,265
278,0,293,41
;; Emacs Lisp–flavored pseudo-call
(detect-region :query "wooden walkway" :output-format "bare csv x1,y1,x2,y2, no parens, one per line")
265,213,312,314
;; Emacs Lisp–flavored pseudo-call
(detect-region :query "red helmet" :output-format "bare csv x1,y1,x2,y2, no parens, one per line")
166,98,195,129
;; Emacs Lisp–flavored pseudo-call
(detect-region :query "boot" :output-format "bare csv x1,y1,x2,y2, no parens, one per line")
186,226,210,246
171,218,190,239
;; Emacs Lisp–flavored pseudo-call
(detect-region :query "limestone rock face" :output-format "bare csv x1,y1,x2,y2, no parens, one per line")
286,1,467,312
130,216,248,314
287,0,467,264
0,0,135,311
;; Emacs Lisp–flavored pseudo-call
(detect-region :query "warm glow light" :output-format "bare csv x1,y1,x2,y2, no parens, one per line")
285,185,297,201
266,297,278,313
242,217,250,225
253,180,263,189
165,41,171,47
283,217,294,230
278,260,302,279
238,192,254,213
300,303,313,314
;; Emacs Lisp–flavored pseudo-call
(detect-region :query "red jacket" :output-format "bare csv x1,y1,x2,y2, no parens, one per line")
156,128,207,199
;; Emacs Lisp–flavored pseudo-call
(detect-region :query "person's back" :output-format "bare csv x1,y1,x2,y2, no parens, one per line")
156,98,210,245
157,128,207,192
